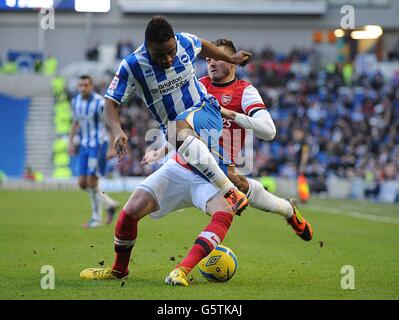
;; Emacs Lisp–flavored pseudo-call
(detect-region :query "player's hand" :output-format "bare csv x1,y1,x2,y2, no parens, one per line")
230,50,252,67
220,107,236,120
114,130,128,161
68,142,76,156
141,150,161,165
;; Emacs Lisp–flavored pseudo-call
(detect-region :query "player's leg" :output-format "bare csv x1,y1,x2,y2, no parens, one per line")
227,167,313,241
80,147,105,227
97,142,119,224
227,167,293,218
111,189,158,278
172,100,247,214
80,189,157,280
80,159,192,280
166,175,237,286
77,146,102,227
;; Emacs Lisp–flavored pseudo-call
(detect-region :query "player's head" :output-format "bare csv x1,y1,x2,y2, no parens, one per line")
145,16,177,69
207,38,237,83
78,75,94,98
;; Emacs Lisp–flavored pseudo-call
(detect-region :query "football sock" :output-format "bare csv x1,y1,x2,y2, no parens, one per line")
100,191,118,209
87,188,103,221
177,211,233,274
112,210,138,276
246,178,293,219
178,136,235,194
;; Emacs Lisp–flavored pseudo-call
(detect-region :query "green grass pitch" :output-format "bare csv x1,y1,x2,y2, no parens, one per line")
0,190,398,300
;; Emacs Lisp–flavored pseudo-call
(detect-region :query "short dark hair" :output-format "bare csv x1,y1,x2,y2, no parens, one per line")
145,16,174,44
212,38,237,54
79,75,93,83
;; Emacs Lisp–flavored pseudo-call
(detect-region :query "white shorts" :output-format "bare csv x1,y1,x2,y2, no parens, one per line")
136,159,220,219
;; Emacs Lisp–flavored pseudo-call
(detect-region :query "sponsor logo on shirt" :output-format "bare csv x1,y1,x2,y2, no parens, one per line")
157,70,193,95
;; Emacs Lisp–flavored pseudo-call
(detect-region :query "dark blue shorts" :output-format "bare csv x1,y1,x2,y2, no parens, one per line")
78,142,108,177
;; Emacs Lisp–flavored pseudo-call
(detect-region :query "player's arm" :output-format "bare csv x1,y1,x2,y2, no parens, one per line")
199,39,252,66
222,107,276,141
103,99,128,160
68,121,80,155
103,58,136,160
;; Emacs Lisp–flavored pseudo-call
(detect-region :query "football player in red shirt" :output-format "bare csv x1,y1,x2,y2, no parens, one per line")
199,38,312,241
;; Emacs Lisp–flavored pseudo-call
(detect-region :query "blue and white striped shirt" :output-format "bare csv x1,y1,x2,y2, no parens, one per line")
71,92,108,148
105,32,210,127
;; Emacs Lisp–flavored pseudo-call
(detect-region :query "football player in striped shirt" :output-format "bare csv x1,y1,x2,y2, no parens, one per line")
69,75,119,228
80,16,253,286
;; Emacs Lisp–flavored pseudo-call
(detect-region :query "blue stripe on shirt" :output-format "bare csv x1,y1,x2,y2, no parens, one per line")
127,55,163,124
144,52,178,120
176,33,195,63
94,98,100,147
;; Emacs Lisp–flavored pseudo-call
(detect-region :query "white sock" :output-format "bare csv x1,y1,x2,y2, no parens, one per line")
100,191,118,209
246,178,293,219
87,188,103,222
178,136,235,194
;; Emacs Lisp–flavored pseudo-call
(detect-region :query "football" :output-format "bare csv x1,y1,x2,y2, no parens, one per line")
199,245,238,282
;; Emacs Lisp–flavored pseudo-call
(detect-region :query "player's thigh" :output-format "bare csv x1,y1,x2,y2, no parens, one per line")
175,99,223,149
123,189,158,220
78,176,88,189
135,159,193,220
77,146,89,178
87,175,98,189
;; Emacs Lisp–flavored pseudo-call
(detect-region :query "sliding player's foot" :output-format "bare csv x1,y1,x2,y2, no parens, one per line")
165,267,189,287
224,188,249,216
287,198,313,241
80,267,128,280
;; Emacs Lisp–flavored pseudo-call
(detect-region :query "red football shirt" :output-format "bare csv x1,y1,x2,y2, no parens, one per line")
199,76,266,163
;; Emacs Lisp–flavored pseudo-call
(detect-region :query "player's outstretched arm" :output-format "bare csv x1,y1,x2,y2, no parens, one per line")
221,107,276,141
103,98,128,160
199,39,252,66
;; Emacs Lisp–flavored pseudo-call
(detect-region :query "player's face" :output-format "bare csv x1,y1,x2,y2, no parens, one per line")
206,46,235,83
78,79,93,98
147,38,177,69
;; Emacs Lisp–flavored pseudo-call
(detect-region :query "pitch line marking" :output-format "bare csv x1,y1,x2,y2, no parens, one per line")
306,205,399,225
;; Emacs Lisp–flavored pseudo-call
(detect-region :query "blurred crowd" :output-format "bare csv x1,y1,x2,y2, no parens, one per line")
74,47,399,191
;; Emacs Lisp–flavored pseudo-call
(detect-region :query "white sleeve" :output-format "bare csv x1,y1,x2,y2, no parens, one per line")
241,85,265,115
234,109,276,141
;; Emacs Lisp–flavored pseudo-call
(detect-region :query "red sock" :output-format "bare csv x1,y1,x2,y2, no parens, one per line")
112,210,138,276
177,211,233,273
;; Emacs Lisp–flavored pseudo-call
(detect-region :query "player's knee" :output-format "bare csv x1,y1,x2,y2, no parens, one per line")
123,191,156,220
87,176,98,189
78,178,87,190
